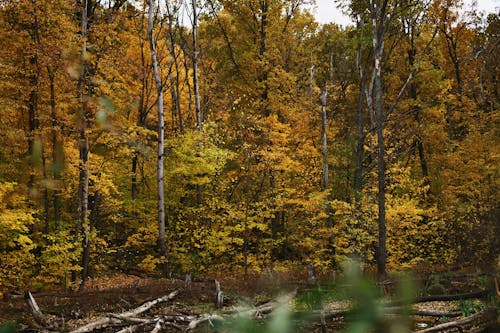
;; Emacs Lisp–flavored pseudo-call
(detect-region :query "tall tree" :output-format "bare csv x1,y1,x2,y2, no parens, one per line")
148,0,168,275
192,0,202,131
77,0,91,291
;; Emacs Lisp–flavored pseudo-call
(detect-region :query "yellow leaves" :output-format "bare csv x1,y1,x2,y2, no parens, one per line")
125,226,158,248
0,183,35,248
138,255,163,274
167,127,235,186
38,230,82,285
0,182,36,291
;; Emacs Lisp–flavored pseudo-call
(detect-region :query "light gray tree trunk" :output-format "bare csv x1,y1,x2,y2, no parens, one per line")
148,0,168,275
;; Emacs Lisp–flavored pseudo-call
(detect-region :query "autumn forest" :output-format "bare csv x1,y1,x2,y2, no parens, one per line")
0,0,498,307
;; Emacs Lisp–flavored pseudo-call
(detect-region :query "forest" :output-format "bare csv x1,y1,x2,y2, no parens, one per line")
0,0,498,332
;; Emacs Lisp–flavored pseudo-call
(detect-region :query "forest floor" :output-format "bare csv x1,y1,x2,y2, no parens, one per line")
0,272,303,329
0,270,498,332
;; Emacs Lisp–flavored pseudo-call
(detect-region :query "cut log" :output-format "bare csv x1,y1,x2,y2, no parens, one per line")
413,308,497,333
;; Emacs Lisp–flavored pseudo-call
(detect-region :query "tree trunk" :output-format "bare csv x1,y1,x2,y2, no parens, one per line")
27,0,41,197
165,3,182,134
371,1,387,279
321,87,334,258
321,89,329,192
48,69,61,225
179,29,193,123
132,24,149,200
148,0,168,275
192,0,202,131
407,37,429,179
259,0,269,116
77,0,91,292
354,45,367,195
131,153,138,199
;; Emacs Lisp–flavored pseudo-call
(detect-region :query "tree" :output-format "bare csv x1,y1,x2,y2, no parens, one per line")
148,0,168,275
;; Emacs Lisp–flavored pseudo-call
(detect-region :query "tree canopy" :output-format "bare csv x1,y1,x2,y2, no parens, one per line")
0,0,498,291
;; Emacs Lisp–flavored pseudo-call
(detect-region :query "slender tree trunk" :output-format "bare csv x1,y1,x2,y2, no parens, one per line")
321,89,329,193
179,32,193,122
408,46,429,179
259,0,269,116
165,4,182,133
78,0,91,292
41,142,49,233
321,87,334,253
148,0,168,275
354,47,367,195
309,62,315,102
27,0,41,197
192,0,202,131
131,153,139,199
81,190,99,287
48,69,61,225
371,8,387,279
132,29,148,199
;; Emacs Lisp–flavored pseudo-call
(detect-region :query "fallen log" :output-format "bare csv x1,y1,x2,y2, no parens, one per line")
385,309,462,318
186,314,224,330
186,289,298,330
413,307,497,333
25,291,48,327
69,289,180,333
386,289,491,307
236,289,298,318
150,319,163,333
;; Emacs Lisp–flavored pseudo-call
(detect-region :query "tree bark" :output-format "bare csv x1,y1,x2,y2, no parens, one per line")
132,16,150,200
354,44,367,195
27,0,41,197
406,30,429,179
259,0,269,116
165,2,183,133
148,0,168,275
370,0,387,279
321,89,329,192
192,0,202,131
48,68,62,225
321,87,335,262
78,0,91,292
